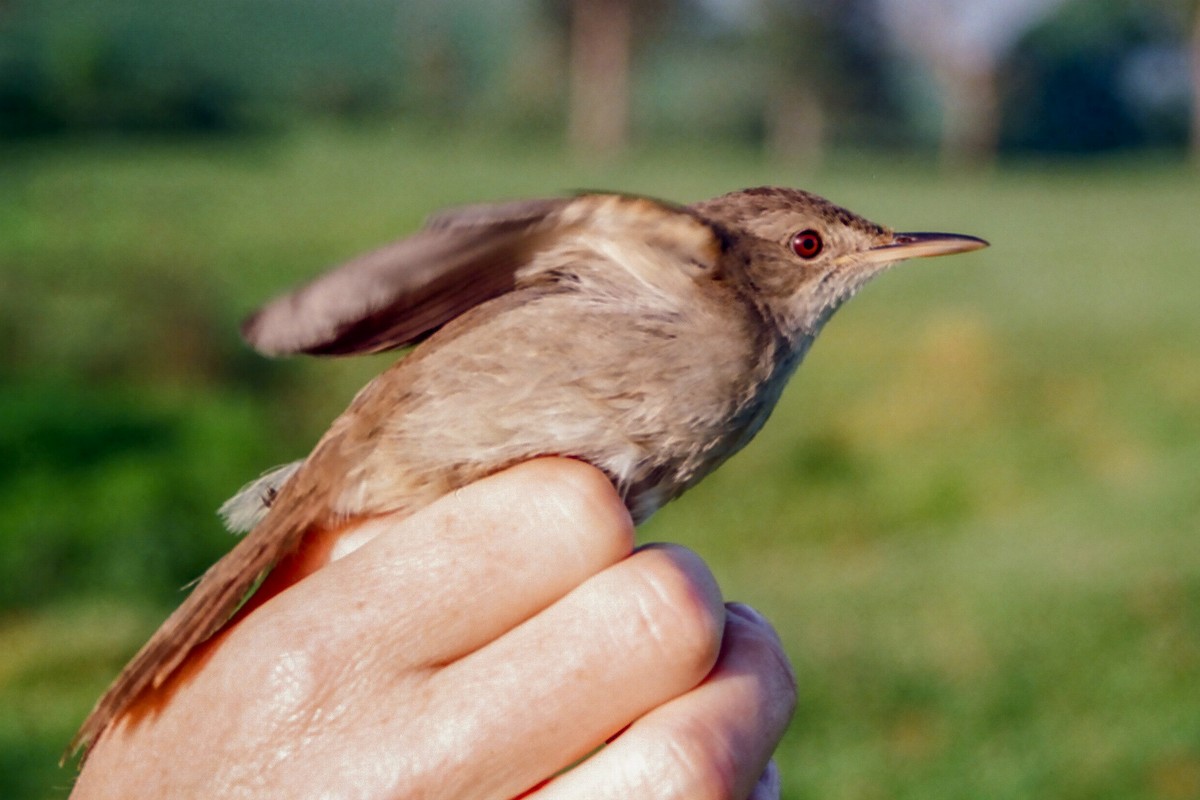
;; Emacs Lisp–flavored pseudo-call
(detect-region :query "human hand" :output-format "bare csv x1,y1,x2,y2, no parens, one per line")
71,458,796,799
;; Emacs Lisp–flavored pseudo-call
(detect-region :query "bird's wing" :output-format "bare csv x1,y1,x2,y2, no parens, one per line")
241,193,724,356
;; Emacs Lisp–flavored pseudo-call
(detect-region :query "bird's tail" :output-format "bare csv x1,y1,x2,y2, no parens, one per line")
65,497,317,762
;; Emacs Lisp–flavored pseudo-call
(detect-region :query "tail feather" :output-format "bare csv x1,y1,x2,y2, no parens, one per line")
66,502,315,761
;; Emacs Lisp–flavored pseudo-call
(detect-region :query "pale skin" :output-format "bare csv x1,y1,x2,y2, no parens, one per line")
71,458,797,799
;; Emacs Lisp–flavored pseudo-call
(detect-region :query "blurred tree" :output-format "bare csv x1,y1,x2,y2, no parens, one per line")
761,0,901,164
543,0,674,157
0,0,403,137
1161,0,1200,162
2,0,1193,155
761,1,833,166
877,0,1068,168
397,0,534,126
1137,0,1200,162
567,0,633,157
1003,0,1190,154
1192,0,1200,163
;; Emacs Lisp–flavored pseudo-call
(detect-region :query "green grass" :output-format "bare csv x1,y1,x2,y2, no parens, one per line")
2,126,1198,798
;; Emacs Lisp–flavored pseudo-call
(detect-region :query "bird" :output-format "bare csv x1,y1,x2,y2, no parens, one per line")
69,186,987,757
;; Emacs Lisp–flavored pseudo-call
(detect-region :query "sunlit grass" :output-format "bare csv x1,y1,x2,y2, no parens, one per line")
2,126,1198,798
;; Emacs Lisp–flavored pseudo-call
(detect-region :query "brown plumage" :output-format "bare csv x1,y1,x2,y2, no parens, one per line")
69,188,986,758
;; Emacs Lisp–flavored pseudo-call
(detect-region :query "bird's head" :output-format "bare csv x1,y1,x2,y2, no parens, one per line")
692,186,988,341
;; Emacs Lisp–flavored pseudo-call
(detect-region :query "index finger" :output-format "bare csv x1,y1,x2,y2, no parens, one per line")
243,458,636,670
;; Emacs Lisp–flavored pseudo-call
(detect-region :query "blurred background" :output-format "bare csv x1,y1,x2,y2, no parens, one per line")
2,0,1198,797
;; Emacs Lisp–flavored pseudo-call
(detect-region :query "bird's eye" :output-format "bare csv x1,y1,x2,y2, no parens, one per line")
790,229,823,259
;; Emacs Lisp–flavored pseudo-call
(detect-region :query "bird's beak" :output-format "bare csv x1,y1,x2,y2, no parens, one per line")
854,231,989,267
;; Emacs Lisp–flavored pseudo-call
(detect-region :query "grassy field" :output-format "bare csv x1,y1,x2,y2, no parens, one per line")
2,126,1198,799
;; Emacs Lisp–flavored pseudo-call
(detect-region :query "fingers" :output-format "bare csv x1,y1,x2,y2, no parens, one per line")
237,458,635,670
527,602,796,800
73,459,794,800
187,542,727,800
369,544,727,800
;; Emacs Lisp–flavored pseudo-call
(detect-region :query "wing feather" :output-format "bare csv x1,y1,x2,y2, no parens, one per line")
241,194,722,357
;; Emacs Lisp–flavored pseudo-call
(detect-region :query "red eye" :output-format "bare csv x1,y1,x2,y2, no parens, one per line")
790,229,823,259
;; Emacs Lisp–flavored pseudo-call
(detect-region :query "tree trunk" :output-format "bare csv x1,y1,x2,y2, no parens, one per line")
567,0,632,159
765,81,825,167
936,61,999,171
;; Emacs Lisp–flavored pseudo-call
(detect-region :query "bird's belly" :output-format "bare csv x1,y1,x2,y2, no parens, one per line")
332,296,764,523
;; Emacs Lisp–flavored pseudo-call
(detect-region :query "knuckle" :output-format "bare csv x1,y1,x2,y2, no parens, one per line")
629,731,739,800
528,457,635,559
227,616,361,727
667,736,740,800
222,630,326,727
625,546,723,681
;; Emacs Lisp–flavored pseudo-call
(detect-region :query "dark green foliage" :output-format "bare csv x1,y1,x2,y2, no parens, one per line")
1003,0,1192,153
